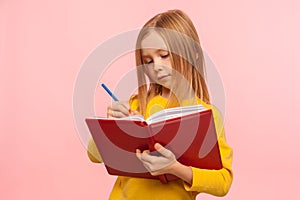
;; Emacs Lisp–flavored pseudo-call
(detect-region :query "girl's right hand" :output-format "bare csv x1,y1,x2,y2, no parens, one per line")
107,101,131,118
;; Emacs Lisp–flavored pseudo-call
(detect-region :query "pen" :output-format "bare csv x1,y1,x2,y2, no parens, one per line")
101,83,119,101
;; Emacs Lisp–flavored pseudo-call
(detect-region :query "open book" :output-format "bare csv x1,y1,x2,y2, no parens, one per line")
85,105,222,183
117,104,208,124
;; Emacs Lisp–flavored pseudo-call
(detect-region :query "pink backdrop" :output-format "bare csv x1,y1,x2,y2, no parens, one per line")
1,0,300,199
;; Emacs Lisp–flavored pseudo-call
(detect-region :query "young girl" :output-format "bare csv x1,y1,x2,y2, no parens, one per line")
88,9,233,199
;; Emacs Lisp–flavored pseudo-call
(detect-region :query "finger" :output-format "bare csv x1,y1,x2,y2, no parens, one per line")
111,102,130,116
108,108,128,118
136,150,154,171
140,151,154,164
108,101,130,118
143,150,150,154
150,171,161,176
111,110,128,118
130,110,139,115
108,105,126,118
107,106,113,118
154,143,172,158
119,103,130,115
136,149,142,160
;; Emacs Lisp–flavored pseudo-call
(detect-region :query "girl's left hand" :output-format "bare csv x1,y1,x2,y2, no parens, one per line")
136,143,177,176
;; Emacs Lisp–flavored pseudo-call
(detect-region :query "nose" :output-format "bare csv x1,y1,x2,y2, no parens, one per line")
153,58,163,71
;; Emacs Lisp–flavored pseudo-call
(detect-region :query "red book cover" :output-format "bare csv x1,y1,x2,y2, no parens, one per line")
85,107,222,183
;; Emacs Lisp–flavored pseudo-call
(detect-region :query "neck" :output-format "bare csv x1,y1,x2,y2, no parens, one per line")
161,87,197,101
161,87,170,98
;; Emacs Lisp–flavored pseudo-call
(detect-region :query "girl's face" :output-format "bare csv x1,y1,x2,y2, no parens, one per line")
141,32,172,96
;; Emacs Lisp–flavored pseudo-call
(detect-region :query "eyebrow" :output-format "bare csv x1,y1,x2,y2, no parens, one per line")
141,49,168,57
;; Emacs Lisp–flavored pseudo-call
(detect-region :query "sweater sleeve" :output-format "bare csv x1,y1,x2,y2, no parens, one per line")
87,138,103,163
183,106,233,196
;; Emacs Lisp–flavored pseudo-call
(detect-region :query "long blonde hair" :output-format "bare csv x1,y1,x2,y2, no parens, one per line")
134,9,210,117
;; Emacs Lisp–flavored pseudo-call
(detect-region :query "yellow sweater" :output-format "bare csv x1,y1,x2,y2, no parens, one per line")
87,95,233,199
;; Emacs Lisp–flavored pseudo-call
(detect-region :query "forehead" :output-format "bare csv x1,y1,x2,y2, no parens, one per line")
141,31,168,51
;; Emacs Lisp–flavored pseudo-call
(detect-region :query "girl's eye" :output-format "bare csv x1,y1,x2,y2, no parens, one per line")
161,54,169,58
145,60,153,64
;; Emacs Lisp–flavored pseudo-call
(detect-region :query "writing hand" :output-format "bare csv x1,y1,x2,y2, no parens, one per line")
107,101,138,118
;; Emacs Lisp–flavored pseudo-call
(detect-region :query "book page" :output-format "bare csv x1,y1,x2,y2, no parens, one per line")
87,115,145,121
146,105,208,124
120,114,145,121
87,105,207,123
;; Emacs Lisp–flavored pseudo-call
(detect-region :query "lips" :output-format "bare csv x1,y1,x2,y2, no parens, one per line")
158,74,170,80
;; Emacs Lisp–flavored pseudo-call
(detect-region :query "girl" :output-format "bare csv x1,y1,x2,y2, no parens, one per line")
88,9,233,199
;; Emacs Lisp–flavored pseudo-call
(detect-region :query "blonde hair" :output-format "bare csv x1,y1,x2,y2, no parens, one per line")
134,9,210,117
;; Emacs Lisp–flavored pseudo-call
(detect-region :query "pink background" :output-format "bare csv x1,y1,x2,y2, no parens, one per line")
1,0,300,199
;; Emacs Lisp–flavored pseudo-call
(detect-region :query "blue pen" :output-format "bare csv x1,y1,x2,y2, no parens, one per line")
101,83,119,101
